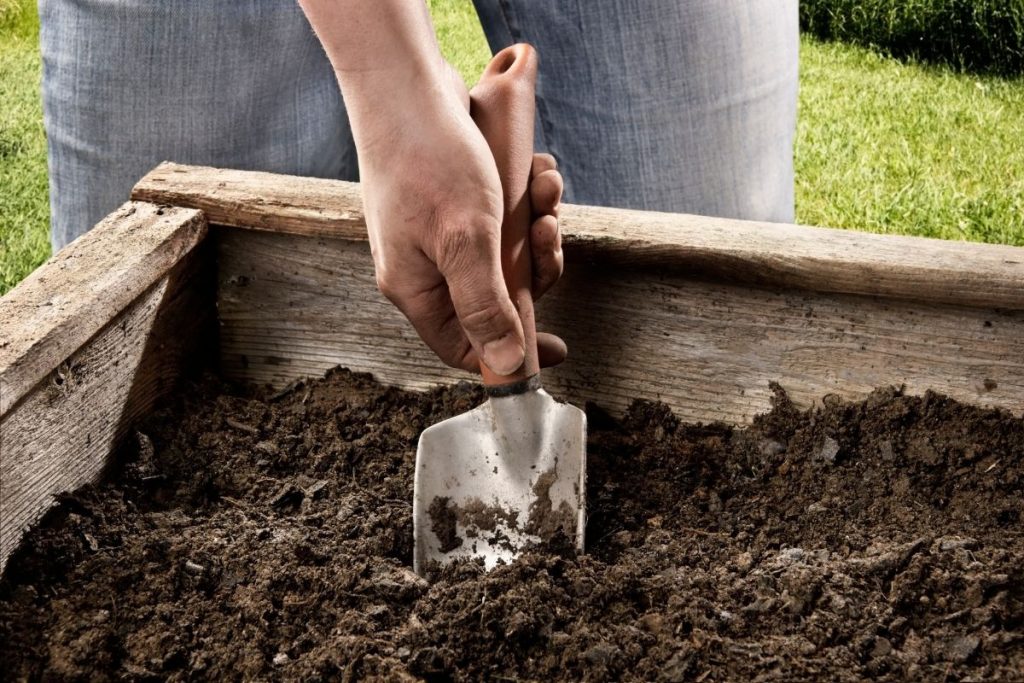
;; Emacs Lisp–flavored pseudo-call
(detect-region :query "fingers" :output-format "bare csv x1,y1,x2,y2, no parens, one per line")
435,218,526,376
377,241,566,374
380,154,566,376
461,332,567,371
531,152,558,180
530,214,563,299
536,332,568,368
528,153,564,299
530,155,563,218
376,241,567,374
375,253,480,372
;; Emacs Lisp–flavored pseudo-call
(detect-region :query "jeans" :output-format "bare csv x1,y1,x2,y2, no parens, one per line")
40,0,798,250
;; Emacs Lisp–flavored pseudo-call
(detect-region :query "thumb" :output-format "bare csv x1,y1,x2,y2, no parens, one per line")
437,221,525,376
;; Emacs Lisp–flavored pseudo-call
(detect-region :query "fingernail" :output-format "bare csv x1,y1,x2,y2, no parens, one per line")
482,334,525,376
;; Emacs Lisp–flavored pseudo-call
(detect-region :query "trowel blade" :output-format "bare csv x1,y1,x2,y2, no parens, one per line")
413,388,586,576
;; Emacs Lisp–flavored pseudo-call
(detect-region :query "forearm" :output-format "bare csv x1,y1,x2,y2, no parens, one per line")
298,0,452,143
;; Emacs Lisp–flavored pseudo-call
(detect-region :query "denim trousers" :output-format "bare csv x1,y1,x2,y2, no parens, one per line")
40,0,798,250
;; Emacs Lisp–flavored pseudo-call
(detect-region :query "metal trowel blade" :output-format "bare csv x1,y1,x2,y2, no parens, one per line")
412,388,586,576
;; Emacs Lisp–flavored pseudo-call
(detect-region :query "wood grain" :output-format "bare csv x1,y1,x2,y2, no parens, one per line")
0,202,207,415
217,229,1024,425
0,249,215,571
134,162,1024,310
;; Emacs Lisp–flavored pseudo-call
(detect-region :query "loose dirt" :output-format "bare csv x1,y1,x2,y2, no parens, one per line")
1,369,1022,681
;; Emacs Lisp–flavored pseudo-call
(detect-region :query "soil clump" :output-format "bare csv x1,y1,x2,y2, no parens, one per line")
2,369,1022,681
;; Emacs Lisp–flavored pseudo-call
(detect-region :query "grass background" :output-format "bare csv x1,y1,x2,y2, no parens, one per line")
1,0,1023,294
0,0,48,294
800,0,1024,75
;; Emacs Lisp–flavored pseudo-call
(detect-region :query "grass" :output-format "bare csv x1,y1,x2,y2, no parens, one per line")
800,0,1024,76
428,0,491,86
0,0,48,293
796,38,1024,244
1,0,1023,295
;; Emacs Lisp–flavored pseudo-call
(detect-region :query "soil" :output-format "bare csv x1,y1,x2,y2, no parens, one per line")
1,368,1023,682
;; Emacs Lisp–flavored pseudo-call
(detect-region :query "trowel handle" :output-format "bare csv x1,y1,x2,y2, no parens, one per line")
470,43,541,387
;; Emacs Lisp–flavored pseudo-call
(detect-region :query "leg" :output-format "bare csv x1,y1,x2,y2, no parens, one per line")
40,0,357,250
473,0,798,222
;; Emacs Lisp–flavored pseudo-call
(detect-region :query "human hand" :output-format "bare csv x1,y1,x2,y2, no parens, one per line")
298,1,564,376
352,65,565,376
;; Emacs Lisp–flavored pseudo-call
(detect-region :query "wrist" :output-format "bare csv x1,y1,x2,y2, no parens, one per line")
340,61,466,157
299,0,462,150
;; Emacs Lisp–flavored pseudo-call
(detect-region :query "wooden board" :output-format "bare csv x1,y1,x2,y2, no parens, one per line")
135,162,1024,310
217,228,1024,424
0,203,212,572
2,164,1020,570
0,202,207,415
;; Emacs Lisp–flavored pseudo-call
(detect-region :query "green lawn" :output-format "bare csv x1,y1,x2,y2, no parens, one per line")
796,39,1024,244
0,0,48,294
2,0,1023,294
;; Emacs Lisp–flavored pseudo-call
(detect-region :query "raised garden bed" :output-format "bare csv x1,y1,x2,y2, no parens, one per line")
2,368,1023,680
1,163,1023,679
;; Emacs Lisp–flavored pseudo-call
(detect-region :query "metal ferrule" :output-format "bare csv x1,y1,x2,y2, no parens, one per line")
484,373,542,398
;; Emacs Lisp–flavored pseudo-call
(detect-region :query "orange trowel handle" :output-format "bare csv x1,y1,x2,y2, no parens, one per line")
470,44,541,387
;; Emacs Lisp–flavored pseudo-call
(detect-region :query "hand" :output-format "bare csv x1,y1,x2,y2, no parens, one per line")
297,1,564,375
353,66,566,375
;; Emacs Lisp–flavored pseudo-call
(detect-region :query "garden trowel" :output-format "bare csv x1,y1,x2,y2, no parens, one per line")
413,44,586,576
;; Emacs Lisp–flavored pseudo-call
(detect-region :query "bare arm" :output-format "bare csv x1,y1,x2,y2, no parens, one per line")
298,1,455,144
298,0,565,376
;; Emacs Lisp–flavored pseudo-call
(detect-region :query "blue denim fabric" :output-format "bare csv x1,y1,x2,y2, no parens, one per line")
473,0,799,221
40,1,797,249
39,0,356,249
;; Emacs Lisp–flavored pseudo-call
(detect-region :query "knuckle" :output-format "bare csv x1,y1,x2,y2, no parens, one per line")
535,265,559,289
534,169,560,194
549,262,564,283
548,250,565,275
458,300,507,335
534,252,564,294
374,269,399,303
436,217,499,274
532,153,557,177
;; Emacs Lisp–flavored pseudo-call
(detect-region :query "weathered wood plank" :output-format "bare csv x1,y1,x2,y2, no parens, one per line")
134,162,1024,310
0,247,215,572
0,202,212,571
0,202,207,415
133,162,366,241
217,229,1024,424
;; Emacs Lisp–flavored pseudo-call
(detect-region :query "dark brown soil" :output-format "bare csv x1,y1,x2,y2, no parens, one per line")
2,369,1023,682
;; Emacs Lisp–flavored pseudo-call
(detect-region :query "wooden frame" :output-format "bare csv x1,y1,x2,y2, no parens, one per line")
0,202,214,570
2,161,1023,570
